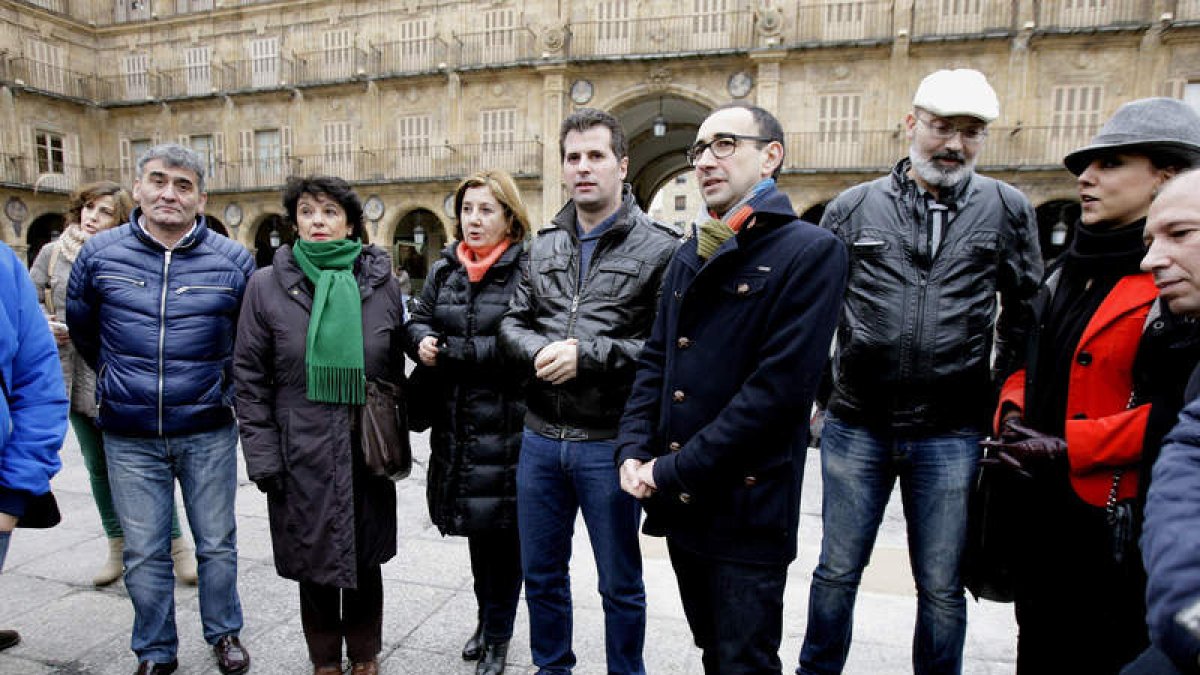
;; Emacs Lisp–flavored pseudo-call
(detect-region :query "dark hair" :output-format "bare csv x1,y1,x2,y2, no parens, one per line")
1151,147,1200,173
66,180,134,228
559,108,627,161
453,170,531,243
711,102,787,179
282,175,368,243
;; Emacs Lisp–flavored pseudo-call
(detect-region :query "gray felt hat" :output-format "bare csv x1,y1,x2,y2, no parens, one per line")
1064,97,1200,176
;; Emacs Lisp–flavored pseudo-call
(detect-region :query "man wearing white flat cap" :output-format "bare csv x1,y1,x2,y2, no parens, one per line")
798,69,1043,675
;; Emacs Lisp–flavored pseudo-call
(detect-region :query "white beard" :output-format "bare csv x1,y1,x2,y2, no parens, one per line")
910,143,975,188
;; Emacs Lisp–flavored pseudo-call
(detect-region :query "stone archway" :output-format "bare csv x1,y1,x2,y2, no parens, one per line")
26,212,65,267
1036,199,1080,263
393,208,446,293
251,213,292,268
607,90,716,209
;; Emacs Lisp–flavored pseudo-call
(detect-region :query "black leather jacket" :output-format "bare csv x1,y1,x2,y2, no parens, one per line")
823,159,1043,433
500,187,679,435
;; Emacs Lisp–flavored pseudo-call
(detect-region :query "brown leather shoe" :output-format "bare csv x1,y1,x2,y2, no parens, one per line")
0,630,19,652
134,659,178,675
212,635,250,674
313,666,342,675
350,660,379,675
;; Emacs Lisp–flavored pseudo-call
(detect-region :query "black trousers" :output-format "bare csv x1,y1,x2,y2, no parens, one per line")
299,563,384,666
467,528,523,643
668,539,789,675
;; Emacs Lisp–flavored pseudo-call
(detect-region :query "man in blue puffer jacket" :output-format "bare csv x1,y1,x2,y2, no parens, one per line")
0,240,68,652
67,144,255,675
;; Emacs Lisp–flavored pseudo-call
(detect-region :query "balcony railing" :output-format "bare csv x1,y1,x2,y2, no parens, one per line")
793,1,894,43
373,37,450,76
201,141,543,192
782,126,1093,172
219,58,297,91
0,58,95,100
568,12,756,58
453,27,539,67
1037,0,1152,30
911,0,1015,38
292,48,373,86
0,154,117,191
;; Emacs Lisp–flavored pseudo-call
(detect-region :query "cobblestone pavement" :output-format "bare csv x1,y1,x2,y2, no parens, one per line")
0,427,1016,674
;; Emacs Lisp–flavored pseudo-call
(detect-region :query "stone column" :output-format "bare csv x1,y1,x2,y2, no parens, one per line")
750,50,786,115
537,64,567,230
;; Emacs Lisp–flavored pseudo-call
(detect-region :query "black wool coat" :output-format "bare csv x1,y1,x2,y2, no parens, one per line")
234,244,404,588
406,242,526,536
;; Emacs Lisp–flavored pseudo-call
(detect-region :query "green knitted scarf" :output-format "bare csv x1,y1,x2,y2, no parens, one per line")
292,239,365,405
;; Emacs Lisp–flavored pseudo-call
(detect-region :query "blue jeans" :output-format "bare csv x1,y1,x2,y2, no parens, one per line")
105,423,244,662
516,428,646,674
0,530,10,571
799,415,981,675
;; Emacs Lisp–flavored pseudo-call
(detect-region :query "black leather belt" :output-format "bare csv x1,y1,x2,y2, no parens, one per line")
526,412,617,441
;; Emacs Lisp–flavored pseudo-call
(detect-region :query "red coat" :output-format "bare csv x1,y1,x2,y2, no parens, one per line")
996,273,1157,507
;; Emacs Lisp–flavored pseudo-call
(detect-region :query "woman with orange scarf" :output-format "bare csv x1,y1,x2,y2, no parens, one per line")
406,170,530,675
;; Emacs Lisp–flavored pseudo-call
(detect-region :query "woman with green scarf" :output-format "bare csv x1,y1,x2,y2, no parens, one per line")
234,176,407,675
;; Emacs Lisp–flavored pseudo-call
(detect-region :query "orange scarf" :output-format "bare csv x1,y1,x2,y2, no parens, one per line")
456,240,511,283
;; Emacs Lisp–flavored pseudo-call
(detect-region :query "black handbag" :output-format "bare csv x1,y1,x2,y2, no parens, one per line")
962,457,1019,603
359,379,412,481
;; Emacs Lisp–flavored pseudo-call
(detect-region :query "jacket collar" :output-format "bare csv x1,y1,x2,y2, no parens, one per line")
683,183,798,268
438,239,523,271
274,242,392,307
546,184,640,242
127,207,207,252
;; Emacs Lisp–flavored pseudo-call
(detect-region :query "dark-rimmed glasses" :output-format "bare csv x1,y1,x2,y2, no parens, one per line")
686,133,775,167
915,114,989,143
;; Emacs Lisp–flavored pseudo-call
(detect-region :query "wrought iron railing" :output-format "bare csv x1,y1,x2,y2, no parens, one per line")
0,57,96,100
792,1,894,43
1036,0,1153,30
910,0,1015,38
567,11,756,58
453,27,539,67
373,36,451,76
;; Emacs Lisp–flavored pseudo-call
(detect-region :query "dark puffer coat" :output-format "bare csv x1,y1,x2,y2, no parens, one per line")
406,242,526,536
234,243,403,588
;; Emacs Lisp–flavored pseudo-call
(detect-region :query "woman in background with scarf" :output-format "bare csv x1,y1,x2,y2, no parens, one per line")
406,170,529,675
29,181,199,587
234,176,406,675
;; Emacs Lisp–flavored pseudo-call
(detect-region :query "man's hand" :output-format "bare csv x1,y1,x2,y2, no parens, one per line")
635,459,658,491
534,338,579,385
418,335,439,367
51,325,70,347
0,512,17,532
620,458,655,499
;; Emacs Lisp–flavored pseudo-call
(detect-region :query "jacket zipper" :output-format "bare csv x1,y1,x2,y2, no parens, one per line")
175,285,234,294
95,274,146,286
157,250,173,435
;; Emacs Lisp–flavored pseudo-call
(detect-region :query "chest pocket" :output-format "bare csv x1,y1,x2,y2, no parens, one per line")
592,257,644,299
719,272,768,299
534,255,572,298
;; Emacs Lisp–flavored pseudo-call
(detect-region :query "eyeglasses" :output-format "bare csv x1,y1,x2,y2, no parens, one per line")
686,133,775,167
915,114,989,143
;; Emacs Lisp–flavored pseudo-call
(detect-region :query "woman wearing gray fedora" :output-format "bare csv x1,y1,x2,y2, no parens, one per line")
983,97,1200,674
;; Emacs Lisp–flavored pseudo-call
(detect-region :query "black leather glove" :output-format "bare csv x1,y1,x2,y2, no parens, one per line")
254,474,285,498
980,421,1067,477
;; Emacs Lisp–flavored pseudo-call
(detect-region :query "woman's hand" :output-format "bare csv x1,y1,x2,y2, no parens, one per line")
418,335,440,367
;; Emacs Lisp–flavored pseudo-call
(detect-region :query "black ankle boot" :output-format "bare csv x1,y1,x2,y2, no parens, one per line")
461,622,485,661
476,641,508,675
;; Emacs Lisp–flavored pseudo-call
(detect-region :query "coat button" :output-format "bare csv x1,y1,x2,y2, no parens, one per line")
737,283,750,295
744,476,758,487
677,337,692,349
1072,413,1087,420
679,492,691,504
668,441,682,452
673,390,686,403
1077,351,1092,366
290,288,300,295
674,290,683,299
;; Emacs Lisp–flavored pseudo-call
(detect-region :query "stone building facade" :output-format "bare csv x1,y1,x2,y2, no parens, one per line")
3,0,1200,281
